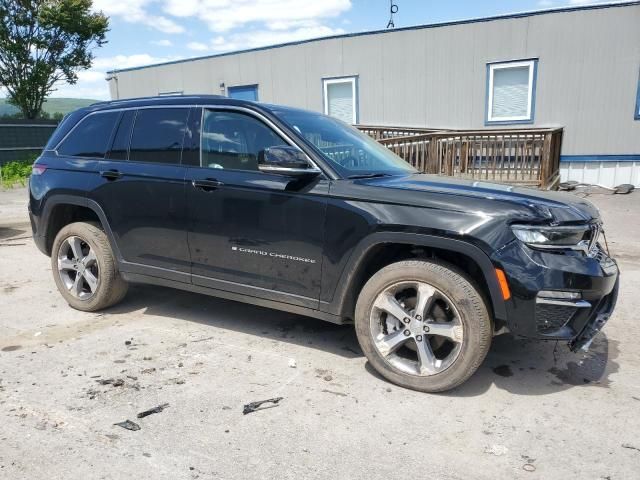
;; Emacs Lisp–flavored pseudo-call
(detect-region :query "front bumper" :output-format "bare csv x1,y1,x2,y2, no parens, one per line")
492,240,619,344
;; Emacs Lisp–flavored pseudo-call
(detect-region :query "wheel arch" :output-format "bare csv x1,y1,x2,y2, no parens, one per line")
40,195,121,259
329,232,508,324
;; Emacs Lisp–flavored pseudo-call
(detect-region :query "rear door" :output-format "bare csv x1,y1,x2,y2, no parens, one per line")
185,107,328,308
86,107,191,282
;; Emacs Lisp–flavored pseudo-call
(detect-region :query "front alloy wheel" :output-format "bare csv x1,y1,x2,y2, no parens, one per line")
371,281,464,376
355,259,492,392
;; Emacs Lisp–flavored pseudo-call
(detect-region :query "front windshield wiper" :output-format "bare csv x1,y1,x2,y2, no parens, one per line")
346,172,393,179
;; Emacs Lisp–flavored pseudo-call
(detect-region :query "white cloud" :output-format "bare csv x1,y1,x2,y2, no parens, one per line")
92,0,351,35
199,24,345,54
92,0,184,34
151,39,173,47
161,0,351,32
187,41,209,51
47,54,172,100
93,54,171,71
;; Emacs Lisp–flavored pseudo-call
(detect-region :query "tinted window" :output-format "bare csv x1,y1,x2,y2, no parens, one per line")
129,108,189,164
107,111,135,160
57,111,119,158
201,110,286,171
274,109,415,177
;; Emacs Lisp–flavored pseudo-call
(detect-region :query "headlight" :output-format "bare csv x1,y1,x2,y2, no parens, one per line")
511,224,593,251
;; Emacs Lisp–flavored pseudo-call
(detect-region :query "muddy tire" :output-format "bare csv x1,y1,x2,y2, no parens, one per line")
355,259,492,393
51,222,128,312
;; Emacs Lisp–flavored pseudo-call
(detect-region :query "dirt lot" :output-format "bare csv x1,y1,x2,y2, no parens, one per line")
1,187,639,479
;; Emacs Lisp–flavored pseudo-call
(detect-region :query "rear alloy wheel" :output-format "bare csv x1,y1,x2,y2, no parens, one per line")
51,222,128,311
57,236,100,300
355,259,492,392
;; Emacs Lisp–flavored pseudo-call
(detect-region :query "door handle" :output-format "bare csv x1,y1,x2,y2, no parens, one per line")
192,178,224,192
100,169,123,180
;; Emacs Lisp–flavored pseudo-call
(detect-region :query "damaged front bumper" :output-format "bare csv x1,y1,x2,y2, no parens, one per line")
568,278,618,351
492,241,619,347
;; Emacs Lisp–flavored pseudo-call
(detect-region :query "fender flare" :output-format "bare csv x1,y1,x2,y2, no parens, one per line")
328,232,507,321
40,194,122,260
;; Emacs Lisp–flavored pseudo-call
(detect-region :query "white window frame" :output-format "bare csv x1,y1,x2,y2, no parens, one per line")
322,76,358,124
486,60,536,123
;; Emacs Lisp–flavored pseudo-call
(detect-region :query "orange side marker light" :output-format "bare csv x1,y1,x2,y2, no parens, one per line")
495,268,511,300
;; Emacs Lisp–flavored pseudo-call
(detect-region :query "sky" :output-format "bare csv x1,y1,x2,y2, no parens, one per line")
19,0,619,100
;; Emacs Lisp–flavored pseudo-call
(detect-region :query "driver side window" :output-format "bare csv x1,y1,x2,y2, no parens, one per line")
201,110,287,171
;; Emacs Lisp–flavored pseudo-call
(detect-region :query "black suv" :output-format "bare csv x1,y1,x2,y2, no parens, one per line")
29,96,619,392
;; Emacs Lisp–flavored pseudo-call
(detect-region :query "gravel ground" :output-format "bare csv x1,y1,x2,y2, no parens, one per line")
1,186,639,479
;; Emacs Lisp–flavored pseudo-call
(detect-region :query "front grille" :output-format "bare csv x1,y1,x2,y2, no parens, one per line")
535,304,577,334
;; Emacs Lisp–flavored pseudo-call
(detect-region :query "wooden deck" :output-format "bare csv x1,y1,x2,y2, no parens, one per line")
357,125,563,189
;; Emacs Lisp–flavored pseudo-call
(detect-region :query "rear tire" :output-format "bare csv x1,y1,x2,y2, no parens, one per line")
51,222,128,312
355,259,492,393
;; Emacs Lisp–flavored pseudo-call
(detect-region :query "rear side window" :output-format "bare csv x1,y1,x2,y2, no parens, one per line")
57,111,119,158
107,111,135,160
129,108,189,164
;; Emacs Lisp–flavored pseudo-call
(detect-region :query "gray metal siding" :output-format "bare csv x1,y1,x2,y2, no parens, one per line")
109,3,640,157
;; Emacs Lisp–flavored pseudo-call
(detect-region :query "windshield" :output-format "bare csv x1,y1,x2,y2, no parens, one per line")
273,109,416,178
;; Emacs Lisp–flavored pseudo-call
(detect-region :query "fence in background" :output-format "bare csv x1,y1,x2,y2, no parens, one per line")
357,125,563,189
0,120,58,166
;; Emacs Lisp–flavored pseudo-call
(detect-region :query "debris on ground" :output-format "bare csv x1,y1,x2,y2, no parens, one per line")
96,378,125,387
137,403,169,419
484,444,509,456
321,389,347,397
114,420,141,431
242,397,284,415
622,443,640,452
522,464,536,472
288,358,297,368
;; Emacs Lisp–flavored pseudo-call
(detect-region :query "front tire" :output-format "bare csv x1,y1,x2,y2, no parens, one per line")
51,222,128,312
355,259,492,393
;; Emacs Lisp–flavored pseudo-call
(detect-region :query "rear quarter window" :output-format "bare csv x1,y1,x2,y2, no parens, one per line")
129,108,189,164
57,111,119,158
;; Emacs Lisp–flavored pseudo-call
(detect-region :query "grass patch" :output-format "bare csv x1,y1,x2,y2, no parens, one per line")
0,158,35,188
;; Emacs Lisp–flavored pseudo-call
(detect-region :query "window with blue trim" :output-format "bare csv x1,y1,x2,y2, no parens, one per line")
486,59,537,124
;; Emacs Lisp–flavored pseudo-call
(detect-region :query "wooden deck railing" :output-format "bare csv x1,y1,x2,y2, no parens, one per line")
356,125,444,140
356,125,563,189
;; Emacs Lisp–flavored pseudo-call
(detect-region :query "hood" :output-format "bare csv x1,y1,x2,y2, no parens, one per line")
352,173,599,224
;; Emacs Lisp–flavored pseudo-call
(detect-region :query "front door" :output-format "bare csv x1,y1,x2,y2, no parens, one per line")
186,108,328,308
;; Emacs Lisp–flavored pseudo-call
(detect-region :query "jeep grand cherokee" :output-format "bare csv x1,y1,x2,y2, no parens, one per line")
28,96,619,392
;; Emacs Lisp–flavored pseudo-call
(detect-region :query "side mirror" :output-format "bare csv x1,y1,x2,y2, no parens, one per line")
258,146,321,177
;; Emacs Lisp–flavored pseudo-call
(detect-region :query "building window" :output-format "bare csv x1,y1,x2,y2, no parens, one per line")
486,59,537,124
228,85,259,101
323,76,358,124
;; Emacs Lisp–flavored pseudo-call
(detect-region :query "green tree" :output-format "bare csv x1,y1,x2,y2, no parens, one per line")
0,1,108,119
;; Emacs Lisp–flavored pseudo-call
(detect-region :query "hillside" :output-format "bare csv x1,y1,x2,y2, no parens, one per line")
0,98,100,117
